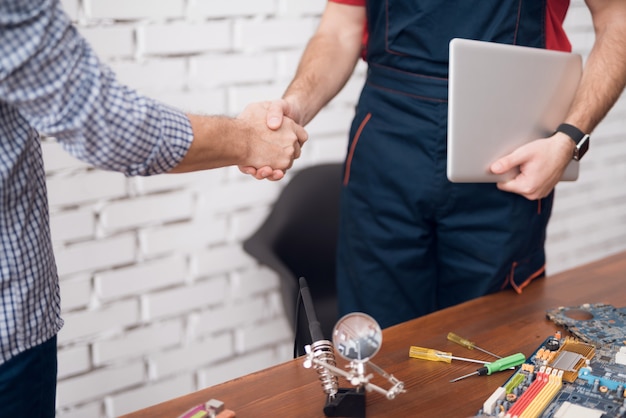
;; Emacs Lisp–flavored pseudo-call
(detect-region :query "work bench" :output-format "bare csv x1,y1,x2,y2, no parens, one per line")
122,251,626,418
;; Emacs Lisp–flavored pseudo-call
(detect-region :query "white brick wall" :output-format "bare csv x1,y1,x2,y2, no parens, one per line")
58,345,91,379
88,0,185,20
141,22,232,56
47,170,127,207
187,0,276,18
108,374,194,417
46,1,626,417
93,320,183,366
95,256,187,301
80,26,136,59
60,299,140,343
57,362,145,408
54,233,137,276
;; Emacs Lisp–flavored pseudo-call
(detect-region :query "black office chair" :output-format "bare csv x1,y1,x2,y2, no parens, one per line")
243,163,343,357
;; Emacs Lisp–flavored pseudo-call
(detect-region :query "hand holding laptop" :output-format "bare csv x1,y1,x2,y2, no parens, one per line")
490,131,577,200
446,39,582,188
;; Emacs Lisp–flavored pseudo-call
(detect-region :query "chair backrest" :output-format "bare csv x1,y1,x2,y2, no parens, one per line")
243,163,343,356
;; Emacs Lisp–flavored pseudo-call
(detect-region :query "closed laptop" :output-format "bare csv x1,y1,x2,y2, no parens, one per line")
447,38,582,183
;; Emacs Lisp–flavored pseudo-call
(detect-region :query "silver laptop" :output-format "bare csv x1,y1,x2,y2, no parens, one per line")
447,38,582,183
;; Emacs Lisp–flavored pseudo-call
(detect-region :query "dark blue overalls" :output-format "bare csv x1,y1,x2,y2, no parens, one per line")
337,1,554,329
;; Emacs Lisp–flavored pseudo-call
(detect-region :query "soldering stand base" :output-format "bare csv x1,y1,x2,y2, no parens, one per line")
323,388,366,418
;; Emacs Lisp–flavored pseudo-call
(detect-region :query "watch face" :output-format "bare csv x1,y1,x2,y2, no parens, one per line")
574,134,590,161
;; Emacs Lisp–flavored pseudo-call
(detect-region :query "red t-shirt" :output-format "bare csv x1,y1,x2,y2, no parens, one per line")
328,0,571,52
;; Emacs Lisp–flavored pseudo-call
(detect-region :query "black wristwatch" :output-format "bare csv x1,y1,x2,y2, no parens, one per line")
555,123,590,161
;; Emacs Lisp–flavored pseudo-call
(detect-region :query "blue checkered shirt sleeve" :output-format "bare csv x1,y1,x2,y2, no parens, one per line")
0,0,193,175
0,0,193,364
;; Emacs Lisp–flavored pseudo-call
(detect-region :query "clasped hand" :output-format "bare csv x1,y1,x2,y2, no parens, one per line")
237,100,307,181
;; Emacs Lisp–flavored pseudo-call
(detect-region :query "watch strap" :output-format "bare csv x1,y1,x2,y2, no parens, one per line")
555,123,590,161
555,123,585,144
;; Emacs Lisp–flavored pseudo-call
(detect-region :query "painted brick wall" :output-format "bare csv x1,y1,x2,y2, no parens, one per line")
48,1,625,416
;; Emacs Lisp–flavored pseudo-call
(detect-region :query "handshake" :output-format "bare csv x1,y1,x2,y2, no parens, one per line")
235,99,307,181
175,99,308,179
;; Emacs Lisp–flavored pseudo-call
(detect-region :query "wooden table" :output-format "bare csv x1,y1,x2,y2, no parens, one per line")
123,251,626,418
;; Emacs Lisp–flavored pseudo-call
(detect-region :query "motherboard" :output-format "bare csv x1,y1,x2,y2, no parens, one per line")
546,303,626,347
476,303,626,418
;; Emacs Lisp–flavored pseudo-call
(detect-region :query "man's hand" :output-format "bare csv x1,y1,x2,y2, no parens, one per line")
236,101,307,180
265,98,304,129
490,133,575,200
171,106,306,176
239,99,305,180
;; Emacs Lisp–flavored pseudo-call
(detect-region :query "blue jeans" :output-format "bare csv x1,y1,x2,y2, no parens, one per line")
0,336,57,418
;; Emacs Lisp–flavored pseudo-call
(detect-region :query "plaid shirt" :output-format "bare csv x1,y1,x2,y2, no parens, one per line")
0,0,193,364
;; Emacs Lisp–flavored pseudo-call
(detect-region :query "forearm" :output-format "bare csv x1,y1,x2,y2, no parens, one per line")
283,3,365,126
284,35,360,126
565,1,626,133
172,103,306,174
0,0,192,176
169,115,249,173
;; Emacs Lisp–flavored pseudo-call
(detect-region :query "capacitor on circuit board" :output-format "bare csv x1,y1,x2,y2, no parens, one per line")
546,337,560,351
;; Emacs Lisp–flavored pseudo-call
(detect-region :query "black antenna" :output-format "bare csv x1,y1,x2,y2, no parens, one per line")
299,277,325,342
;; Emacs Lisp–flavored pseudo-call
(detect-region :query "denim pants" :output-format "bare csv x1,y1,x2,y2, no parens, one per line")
0,336,57,417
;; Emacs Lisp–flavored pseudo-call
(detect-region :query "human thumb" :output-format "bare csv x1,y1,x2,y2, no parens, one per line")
490,153,519,175
266,100,287,130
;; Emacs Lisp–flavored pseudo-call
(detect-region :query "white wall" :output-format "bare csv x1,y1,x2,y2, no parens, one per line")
49,0,625,417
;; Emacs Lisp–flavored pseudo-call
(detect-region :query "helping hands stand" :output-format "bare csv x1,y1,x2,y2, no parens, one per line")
302,313,405,418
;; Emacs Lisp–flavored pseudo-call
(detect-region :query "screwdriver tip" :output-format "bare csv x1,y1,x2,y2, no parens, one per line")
449,371,478,382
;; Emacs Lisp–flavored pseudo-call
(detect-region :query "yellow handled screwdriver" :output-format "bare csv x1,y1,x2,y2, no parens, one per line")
447,332,502,359
409,346,488,365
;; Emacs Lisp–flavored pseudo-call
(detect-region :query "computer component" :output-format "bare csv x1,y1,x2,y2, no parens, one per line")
476,304,626,417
